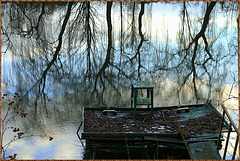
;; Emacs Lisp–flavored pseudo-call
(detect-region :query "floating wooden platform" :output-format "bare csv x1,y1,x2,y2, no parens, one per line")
77,101,229,159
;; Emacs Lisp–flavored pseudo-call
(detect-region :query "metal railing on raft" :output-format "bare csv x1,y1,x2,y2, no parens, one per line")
76,108,85,149
216,103,239,160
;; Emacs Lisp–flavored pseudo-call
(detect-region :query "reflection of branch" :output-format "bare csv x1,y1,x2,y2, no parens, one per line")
192,37,198,102
130,2,145,80
222,75,238,103
180,2,193,45
102,74,121,97
35,3,45,40
176,2,217,103
1,27,12,54
109,63,133,81
177,70,193,97
14,2,33,37
185,3,193,41
25,2,73,95
137,2,145,79
202,34,214,60
169,2,217,72
94,2,112,90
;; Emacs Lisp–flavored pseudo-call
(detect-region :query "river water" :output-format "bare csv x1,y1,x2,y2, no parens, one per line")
1,1,239,160
1,79,238,159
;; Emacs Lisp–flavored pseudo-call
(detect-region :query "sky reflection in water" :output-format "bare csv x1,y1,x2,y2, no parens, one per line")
1,1,238,160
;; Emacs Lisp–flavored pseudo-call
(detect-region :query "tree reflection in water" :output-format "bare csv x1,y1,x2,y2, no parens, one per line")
1,1,238,159
2,2,238,107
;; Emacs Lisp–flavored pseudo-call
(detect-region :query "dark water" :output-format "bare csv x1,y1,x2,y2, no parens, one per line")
1,1,238,159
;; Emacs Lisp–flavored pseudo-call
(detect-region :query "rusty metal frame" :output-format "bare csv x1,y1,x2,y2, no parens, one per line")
217,103,239,160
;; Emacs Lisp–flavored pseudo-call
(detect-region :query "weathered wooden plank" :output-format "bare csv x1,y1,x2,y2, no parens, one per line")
176,107,190,113
154,104,204,110
82,132,182,139
144,135,184,143
83,104,205,111
103,110,117,114
188,141,221,159
189,133,219,139
86,142,186,150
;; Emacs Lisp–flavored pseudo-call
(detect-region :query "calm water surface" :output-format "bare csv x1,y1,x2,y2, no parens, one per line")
1,83,238,159
1,1,239,160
